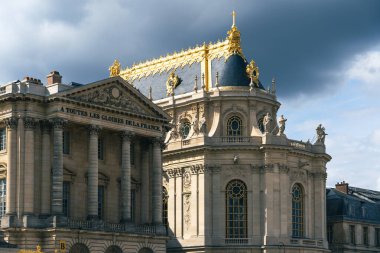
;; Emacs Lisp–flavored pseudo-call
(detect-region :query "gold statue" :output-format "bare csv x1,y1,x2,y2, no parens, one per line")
246,60,259,85
166,71,181,96
109,59,121,77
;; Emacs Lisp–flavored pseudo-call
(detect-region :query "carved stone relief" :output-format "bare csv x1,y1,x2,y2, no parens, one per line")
183,193,191,231
69,85,147,115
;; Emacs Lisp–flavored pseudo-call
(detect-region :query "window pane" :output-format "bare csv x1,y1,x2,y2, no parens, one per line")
0,179,6,217
227,116,242,137
0,129,6,151
292,184,304,238
98,186,105,219
226,180,247,239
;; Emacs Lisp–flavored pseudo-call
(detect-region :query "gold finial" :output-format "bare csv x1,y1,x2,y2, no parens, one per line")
232,10,236,28
194,75,198,92
109,59,121,77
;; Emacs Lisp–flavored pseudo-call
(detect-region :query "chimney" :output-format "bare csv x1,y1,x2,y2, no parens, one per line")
46,71,62,85
335,181,349,194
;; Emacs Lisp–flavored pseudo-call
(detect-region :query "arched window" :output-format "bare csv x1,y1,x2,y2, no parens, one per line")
227,116,242,136
163,187,169,227
226,180,247,239
179,120,191,139
292,184,304,238
105,245,123,253
69,243,90,253
257,117,264,133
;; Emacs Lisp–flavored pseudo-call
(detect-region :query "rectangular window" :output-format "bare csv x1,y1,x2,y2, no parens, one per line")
0,179,6,218
363,226,369,246
98,137,104,160
327,224,333,244
62,182,70,217
0,128,6,151
350,225,356,245
63,131,70,155
98,186,105,220
376,228,380,247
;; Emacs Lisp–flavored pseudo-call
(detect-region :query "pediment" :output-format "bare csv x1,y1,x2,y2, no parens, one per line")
56,77,169,120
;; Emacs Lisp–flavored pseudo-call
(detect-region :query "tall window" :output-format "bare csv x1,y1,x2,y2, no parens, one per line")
179,121,191,139
0,128,6,151
349,225,356,245
375,228,380,247
98,186,105,220
227,116,242,136
163,187,169,227
363,226,369,246
63,131,70,155
292,184,304,238
226,180,247,239
0,179,6,218
63,181,70,217
98,137,104,160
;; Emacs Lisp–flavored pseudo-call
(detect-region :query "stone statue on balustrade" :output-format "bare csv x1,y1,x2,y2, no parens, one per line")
278,115,287,136
263,112,273,134
315,124,327,144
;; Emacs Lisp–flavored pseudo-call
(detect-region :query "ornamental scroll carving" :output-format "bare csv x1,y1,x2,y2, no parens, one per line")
70,85,147,115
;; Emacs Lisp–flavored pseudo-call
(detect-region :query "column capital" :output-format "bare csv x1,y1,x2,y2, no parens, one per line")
120,131,134,141
88,125,101,135
4,117,18,129
51,118,67,130
40,119,51,134
152,136,166,150
24,116,37,129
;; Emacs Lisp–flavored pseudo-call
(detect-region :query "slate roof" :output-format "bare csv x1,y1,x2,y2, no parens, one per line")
326,187,380,224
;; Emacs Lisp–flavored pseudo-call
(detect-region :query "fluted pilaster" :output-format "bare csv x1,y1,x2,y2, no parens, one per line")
87,125,101,219
51,118,66,215
23,117,36,214
40,120,51,216
140,145,150,224
152,137,163,224
120,131,133,222
4,117,18,215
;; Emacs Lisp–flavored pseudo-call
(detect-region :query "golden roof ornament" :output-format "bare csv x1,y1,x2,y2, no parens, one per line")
246,60,260,86
166,71,181,96
109,59,121,77
226,11,244,60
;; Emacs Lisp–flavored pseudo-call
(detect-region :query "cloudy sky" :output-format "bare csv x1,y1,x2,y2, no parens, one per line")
1,0,380,189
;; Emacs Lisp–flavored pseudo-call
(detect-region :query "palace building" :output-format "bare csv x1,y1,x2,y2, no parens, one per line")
113,12,332,253
0,73,170,253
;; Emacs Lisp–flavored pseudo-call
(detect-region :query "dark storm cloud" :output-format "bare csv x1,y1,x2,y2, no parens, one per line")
0,0,379,98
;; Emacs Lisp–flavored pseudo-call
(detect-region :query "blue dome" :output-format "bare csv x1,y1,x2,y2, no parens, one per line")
218,54,250,87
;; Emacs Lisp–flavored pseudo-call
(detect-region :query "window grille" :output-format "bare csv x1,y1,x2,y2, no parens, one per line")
226,180,247,239
292,184,304,238
227,116,242,136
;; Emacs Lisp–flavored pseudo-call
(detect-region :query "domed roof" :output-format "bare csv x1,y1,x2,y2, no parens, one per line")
218,54,264,89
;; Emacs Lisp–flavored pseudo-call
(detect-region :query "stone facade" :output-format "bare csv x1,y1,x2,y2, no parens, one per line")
116,13,332,253
0,75,170,253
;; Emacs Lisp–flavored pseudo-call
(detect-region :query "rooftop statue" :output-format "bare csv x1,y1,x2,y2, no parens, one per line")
316,124,327,144
278,115,287,136
109,59,121,77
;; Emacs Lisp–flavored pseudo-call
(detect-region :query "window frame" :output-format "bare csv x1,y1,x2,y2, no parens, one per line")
349,225,356,245
291,183,304,238
225,179,248,239
226,116,243,137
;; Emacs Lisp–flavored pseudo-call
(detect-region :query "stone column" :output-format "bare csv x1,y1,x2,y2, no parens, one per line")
120,131,133,222
87,125,100,219
5,117,18,215
51,118,66,215
23,117,36,215
40,120,51,216
140,145,150,224
152,138,163,224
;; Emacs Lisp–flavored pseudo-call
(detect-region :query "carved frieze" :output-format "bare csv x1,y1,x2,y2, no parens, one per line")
69,85,147,115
